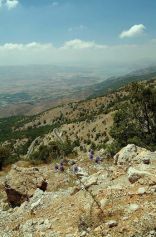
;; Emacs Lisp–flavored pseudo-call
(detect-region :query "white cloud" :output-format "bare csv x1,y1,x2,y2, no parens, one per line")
62,39,107,49
120,24,146,39
0,40,156,68
25,42,53,50
6,0,19,9
2,43,23,50
0,42,53,50
0,40,104,51
0,0,19,9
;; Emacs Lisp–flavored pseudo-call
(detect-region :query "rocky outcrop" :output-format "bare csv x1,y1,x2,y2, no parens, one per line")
4,165,47,207
81,174,98,188
127,167,152,184
0,144,156,236
26,137,42,158
114,144,156,166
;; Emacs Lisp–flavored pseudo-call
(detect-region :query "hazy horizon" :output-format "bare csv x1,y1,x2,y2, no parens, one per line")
0,0,156,69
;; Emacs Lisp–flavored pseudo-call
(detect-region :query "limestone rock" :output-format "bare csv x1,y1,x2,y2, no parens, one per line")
81,174,98,188
107,220,118,228
20,218,51,235
114,144,156,167
4,166,47,206
0,144,156,237
100,198,109,208
80,231,87,236
128,203,140,212
138,187,146,195
75,167,88,178
114,144,138,165
127,167,151,184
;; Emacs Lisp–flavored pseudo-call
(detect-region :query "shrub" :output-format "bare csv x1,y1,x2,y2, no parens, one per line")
0,146,11,170
29,140,75,164
105,142,121,157
110,82,156,151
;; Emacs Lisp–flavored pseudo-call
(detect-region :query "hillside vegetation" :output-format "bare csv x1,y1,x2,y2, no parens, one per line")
0,78,156,168
0,78,156,237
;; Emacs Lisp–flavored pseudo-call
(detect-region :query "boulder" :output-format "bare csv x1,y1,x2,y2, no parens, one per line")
114,144,156,166
4,165,47,207
114,144,145,165
127,167,151,184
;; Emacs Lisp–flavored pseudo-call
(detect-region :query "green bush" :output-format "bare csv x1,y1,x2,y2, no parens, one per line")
105,142,121,157
30,145,51,164
0,146,11,170
29,140,75,164
110,82,156,151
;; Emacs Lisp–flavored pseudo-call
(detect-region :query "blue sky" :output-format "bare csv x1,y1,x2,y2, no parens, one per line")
0,0,156,67
0,0,156,44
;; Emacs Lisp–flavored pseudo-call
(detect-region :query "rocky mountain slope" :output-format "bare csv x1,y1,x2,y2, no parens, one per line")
0,144,156,236
1,78,154,159
0,78,156,236
0,86,123,155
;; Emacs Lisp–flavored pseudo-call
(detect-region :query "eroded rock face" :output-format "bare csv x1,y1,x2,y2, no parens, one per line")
5,185,28,207
4,165,47,207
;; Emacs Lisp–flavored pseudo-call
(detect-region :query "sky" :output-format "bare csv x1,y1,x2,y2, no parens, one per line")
0,0,156,69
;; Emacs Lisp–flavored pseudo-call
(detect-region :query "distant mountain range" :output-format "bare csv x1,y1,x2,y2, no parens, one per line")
0,65,156,117
89,66,156,98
